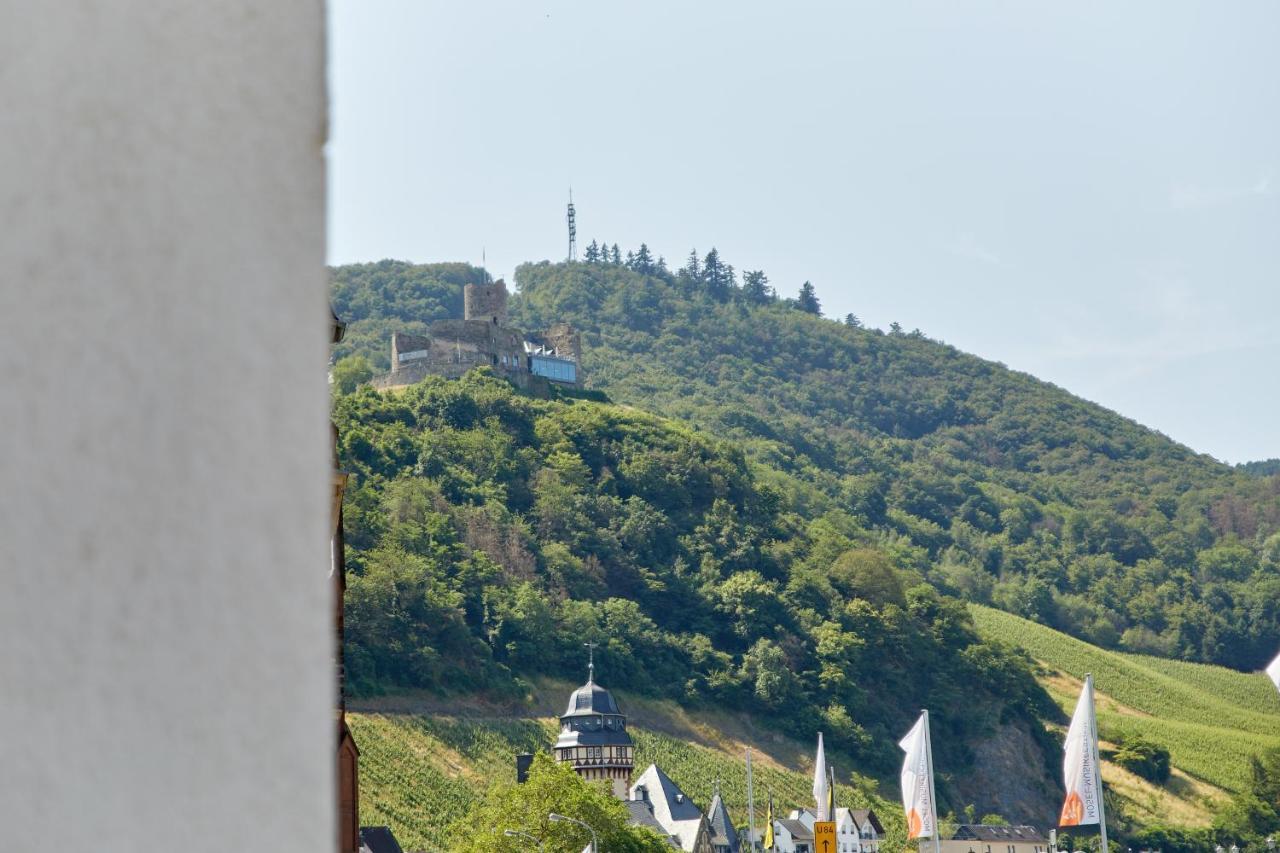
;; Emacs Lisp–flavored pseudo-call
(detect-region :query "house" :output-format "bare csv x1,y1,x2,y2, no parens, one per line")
771,817,815,853
630,764,715,853
782,806,884,853
840,808,885,853
922,824,1050,853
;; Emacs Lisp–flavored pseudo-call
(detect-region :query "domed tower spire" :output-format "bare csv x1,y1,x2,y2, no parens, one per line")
554,644,634,799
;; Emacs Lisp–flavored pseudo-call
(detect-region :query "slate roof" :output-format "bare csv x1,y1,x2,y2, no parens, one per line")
952,824,1047,842
631,764,708,852
851,808,885,835
778,818,814,841
563,679,622,716
706,792,740,851
359,825,404,853
628,799,683,848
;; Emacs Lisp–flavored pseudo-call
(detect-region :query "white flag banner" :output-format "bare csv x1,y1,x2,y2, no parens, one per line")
1266,650,1280,693
1060,675,1103,827
898,714,935,840
813,732,830,821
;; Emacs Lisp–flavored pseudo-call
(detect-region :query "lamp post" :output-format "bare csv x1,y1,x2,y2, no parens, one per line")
504,829,545,851
549,812,599,853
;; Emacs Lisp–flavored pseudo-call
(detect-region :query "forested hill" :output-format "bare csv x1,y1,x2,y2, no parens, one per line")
331,258,1280,673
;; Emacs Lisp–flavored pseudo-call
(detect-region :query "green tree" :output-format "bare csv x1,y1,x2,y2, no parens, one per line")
797,281,821,314
450,753,671,853
331,354,375,395
584,239,601,263
741,269,771,304
632,243,655,274
1113,734,1171,784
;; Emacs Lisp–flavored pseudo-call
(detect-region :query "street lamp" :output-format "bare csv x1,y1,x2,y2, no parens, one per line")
549,812,599,853
504,829,545,851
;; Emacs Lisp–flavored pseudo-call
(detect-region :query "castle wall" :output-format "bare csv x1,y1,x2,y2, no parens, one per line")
464,281,509,325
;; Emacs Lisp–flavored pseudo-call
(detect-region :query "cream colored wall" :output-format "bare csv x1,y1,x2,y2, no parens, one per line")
0,2,330,851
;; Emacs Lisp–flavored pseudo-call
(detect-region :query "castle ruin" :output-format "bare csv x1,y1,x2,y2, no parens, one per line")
372,279,582,391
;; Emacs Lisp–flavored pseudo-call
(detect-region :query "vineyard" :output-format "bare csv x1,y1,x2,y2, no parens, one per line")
971,605,1280,795
348,709,905,852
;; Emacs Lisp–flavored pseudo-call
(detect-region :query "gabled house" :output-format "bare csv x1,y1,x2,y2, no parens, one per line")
841,808,885,853
771,817,814,853
630,764,714,853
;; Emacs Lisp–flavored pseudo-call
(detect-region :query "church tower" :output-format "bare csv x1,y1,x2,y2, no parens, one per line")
555,645,634,799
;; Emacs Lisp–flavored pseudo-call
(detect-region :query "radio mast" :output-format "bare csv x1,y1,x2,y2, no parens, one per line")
566,189,577,262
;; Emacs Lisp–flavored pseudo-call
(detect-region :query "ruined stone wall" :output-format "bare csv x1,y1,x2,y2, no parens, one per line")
380,320,529,387
542,322,583,364
463,280,509,325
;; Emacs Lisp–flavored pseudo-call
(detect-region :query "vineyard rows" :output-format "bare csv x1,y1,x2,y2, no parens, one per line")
971,604,1280,793
348,712,905,852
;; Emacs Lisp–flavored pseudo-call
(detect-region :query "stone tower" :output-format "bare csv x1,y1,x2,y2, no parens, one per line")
464,278,508,326
554,652,634,799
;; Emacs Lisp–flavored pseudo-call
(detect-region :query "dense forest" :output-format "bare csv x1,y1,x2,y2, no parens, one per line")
332,256,1280,672
333,370,1053,784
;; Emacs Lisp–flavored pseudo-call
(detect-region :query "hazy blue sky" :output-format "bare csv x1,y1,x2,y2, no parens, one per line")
328,1,1278,464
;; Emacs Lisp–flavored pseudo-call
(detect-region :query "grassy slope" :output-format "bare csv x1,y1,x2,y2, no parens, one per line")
971,604,1280,824
349,681,906,853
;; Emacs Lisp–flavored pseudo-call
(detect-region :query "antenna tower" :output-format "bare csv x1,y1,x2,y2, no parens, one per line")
566,189,577,262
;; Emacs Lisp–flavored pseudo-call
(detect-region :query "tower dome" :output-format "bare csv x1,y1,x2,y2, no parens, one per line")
554,647,634,799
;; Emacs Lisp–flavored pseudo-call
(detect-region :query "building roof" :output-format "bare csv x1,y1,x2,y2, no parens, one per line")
776,818,814,841
706,791,740,851
952,824,1048,842
563,679,621,717
627,799,683,848
851,808,885,834
358,826,404,853
631,764,707,852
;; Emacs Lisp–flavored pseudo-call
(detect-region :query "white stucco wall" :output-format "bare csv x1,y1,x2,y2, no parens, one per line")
0,3,331,851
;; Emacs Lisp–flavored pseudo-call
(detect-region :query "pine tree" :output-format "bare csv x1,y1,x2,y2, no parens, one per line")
625,250,636,269
677,249,700,295
889,321,903,335
797,281,821,315
742,270,770,304
656,255,669,275
584,240,600,264
703,248,730,301
610,244,622,265
844,313,862,328
633,243,654,274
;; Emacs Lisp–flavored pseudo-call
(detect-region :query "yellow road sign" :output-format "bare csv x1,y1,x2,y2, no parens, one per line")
814,821,836,853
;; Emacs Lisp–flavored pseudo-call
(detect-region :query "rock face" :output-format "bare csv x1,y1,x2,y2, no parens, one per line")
952,718,1063,825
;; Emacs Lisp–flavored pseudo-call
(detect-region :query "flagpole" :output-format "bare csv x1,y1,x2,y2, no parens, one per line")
923,709,942,853
1087,675,1109,853
746,747,758,852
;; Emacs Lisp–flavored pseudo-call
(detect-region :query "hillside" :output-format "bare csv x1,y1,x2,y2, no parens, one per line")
332,257,1280,674
332,369,1061,821
348,682,907,852
971,604,1280,828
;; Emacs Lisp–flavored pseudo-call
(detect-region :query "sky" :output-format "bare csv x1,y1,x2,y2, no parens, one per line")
327,1,1279,464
